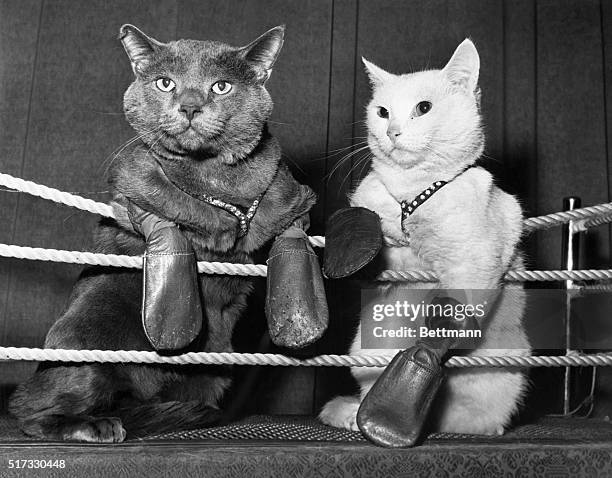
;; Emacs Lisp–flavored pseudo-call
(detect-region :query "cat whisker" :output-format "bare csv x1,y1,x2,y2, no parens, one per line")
334,150,371,188
338,151,372,192
421,144,462,166
324,141,369,157
321,147,365,173
144,131,166,160
100,126,163,175
324,145,371,182
357,152,373,179
307,139,369,164
281,153,305,174
427,141,499,164
88,111,127,116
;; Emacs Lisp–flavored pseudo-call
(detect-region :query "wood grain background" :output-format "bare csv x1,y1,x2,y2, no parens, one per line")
0,0,610,418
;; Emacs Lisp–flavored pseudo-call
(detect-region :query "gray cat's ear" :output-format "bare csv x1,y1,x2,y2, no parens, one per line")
362,58,392,87
442,39,480,92
238,26,285,83
119,24,164,75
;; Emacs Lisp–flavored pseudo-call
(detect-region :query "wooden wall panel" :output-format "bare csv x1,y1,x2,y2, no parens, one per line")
313,0,360,412
592,0,612,419
503,0,538,273
503,0,537,208
0,0,43,410
603,0,612,258
323,0,359,217
536,0,609,270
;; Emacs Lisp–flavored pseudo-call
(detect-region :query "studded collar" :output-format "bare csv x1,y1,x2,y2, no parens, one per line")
152,151,277,237
400,166,474,234
190,165,280,237
195,192,264,237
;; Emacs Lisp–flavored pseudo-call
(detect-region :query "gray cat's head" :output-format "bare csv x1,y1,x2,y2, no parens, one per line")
120,24,284,163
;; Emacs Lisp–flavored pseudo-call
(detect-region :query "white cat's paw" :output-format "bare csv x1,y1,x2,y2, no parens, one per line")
438,418,506,436
490,425,505,436
319,396,360,431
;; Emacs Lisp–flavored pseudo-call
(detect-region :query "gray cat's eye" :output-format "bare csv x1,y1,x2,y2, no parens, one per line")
155,77,176,92
212,80,233,95
376,106,389,118
414,101,432,117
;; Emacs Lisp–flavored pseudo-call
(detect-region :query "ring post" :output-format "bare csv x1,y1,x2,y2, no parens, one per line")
562,197,581,415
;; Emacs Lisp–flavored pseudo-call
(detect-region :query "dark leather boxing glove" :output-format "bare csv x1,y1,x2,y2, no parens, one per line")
357,295,483,447
265,217,328,349
128,203,203,352
323,207,383,279
357,344,444,448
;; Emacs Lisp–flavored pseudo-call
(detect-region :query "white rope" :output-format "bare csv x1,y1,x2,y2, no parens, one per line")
377,269,612,282
0,244,268,276
4,173,612,369
573,213,612,233
504,269,612,282
0,346,611,368
0,173,114,217
3,171,612,240
578,282,612,292
3,243,612,282
0,172,326,248
523,202,612,232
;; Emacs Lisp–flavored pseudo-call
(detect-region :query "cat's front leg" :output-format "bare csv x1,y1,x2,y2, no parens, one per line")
110,198,204,351
265,214,328,349
413,171,522,291
110,155,233,238
110,197,135,232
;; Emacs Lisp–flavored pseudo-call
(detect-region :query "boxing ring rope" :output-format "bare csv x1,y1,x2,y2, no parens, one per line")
3,244,612,282
1,171,612,368
0,346,611,368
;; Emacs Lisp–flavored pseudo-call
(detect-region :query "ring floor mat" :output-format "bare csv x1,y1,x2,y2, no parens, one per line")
0,415,611,477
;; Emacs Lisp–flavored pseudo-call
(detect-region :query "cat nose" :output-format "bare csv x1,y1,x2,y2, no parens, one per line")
179,104,202,121
178,89,204,121
386,127,402,140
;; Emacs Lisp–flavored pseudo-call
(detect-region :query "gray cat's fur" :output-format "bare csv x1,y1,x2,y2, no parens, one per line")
9,25,315,443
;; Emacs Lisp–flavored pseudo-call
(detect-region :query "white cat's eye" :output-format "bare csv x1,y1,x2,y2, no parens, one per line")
376,106,389,119
414,101,432,117
155,77,176,92
211,81,233,95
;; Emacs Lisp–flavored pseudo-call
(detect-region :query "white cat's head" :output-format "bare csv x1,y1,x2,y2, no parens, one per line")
364,39,484,173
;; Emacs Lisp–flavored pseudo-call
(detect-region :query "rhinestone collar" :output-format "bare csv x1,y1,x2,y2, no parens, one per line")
192,164,280,237
153,152,275,237
400,166,474,234
196,192,264,237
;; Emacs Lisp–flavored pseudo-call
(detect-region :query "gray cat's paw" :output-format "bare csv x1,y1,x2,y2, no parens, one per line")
63,417,127,443
319,396,360,432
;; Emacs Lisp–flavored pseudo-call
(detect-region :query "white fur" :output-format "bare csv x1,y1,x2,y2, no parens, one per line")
320,40,531,435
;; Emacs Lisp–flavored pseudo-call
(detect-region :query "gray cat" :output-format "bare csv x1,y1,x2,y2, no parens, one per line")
9,25,315,442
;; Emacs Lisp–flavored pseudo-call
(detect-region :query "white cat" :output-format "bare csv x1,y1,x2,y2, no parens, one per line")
320,39,531,435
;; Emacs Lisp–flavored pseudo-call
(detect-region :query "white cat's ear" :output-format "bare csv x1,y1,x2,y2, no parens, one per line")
119,24,164,75
238,26,285,83
442,39,480,92
362,57,392,87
